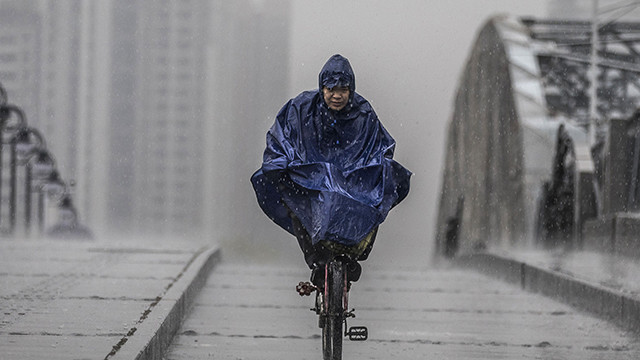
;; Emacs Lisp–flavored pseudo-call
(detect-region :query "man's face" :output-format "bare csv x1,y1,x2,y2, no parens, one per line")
322,86,350,111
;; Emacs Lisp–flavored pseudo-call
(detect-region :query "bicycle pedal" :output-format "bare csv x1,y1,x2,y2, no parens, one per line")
296,281,316,296
347,326,368,341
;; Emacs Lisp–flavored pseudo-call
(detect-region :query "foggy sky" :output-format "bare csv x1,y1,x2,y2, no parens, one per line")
283,1,551,266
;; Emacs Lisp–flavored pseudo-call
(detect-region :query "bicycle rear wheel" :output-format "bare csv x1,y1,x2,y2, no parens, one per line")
322,260,345,360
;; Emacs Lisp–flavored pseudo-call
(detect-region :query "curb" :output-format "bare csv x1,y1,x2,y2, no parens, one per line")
108,246,222,360
455,252,640,334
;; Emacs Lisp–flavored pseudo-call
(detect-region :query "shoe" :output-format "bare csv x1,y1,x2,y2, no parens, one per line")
310,264,324,288
346,261,361,283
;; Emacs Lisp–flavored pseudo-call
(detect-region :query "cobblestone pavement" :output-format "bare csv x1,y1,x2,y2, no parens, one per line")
0,239,218,360
164,261,640,359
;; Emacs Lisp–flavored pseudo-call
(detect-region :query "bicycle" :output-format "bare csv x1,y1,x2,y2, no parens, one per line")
297,254,368,360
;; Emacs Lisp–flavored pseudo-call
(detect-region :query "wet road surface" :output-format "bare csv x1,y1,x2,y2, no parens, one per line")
164,261,640,359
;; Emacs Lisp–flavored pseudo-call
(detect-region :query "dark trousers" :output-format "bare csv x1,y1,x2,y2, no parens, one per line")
290,215,377,269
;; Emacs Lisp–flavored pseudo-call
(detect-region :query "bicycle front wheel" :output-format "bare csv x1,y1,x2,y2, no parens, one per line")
322,260,345,360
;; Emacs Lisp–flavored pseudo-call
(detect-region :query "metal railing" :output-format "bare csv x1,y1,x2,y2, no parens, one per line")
0,81,91,239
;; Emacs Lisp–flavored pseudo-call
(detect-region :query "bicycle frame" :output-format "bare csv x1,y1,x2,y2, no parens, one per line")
313,255,368,360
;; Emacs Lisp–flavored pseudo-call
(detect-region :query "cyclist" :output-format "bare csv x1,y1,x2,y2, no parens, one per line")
251,54,411,287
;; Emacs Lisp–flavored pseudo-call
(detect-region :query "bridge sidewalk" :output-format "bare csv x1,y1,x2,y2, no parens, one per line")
0,239,220,360
456,247,640,334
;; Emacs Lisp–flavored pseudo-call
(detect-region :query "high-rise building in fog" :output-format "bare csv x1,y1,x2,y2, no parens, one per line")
0,0,83,184
206,0,291,247
100,0,210,238
0,2,41,227
141,1,208,237
0,0,210,238
40,1,82,180
0,0,291,241
46,0,211,238
0,2,41,118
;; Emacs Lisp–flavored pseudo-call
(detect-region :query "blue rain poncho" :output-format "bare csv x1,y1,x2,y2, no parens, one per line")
251,54,411,246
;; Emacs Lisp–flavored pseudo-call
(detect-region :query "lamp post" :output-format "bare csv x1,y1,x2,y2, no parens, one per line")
40,170,66,235
46,192,93,240
23,148,56,236
0,82,91,240
0,103,27,231
9,127,46,235
30,149,55,234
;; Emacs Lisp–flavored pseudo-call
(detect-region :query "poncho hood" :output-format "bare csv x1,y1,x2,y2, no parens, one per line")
318,54,356,92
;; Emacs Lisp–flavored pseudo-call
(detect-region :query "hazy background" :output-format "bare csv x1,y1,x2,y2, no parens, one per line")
1,0,581,268
246,0,552,268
